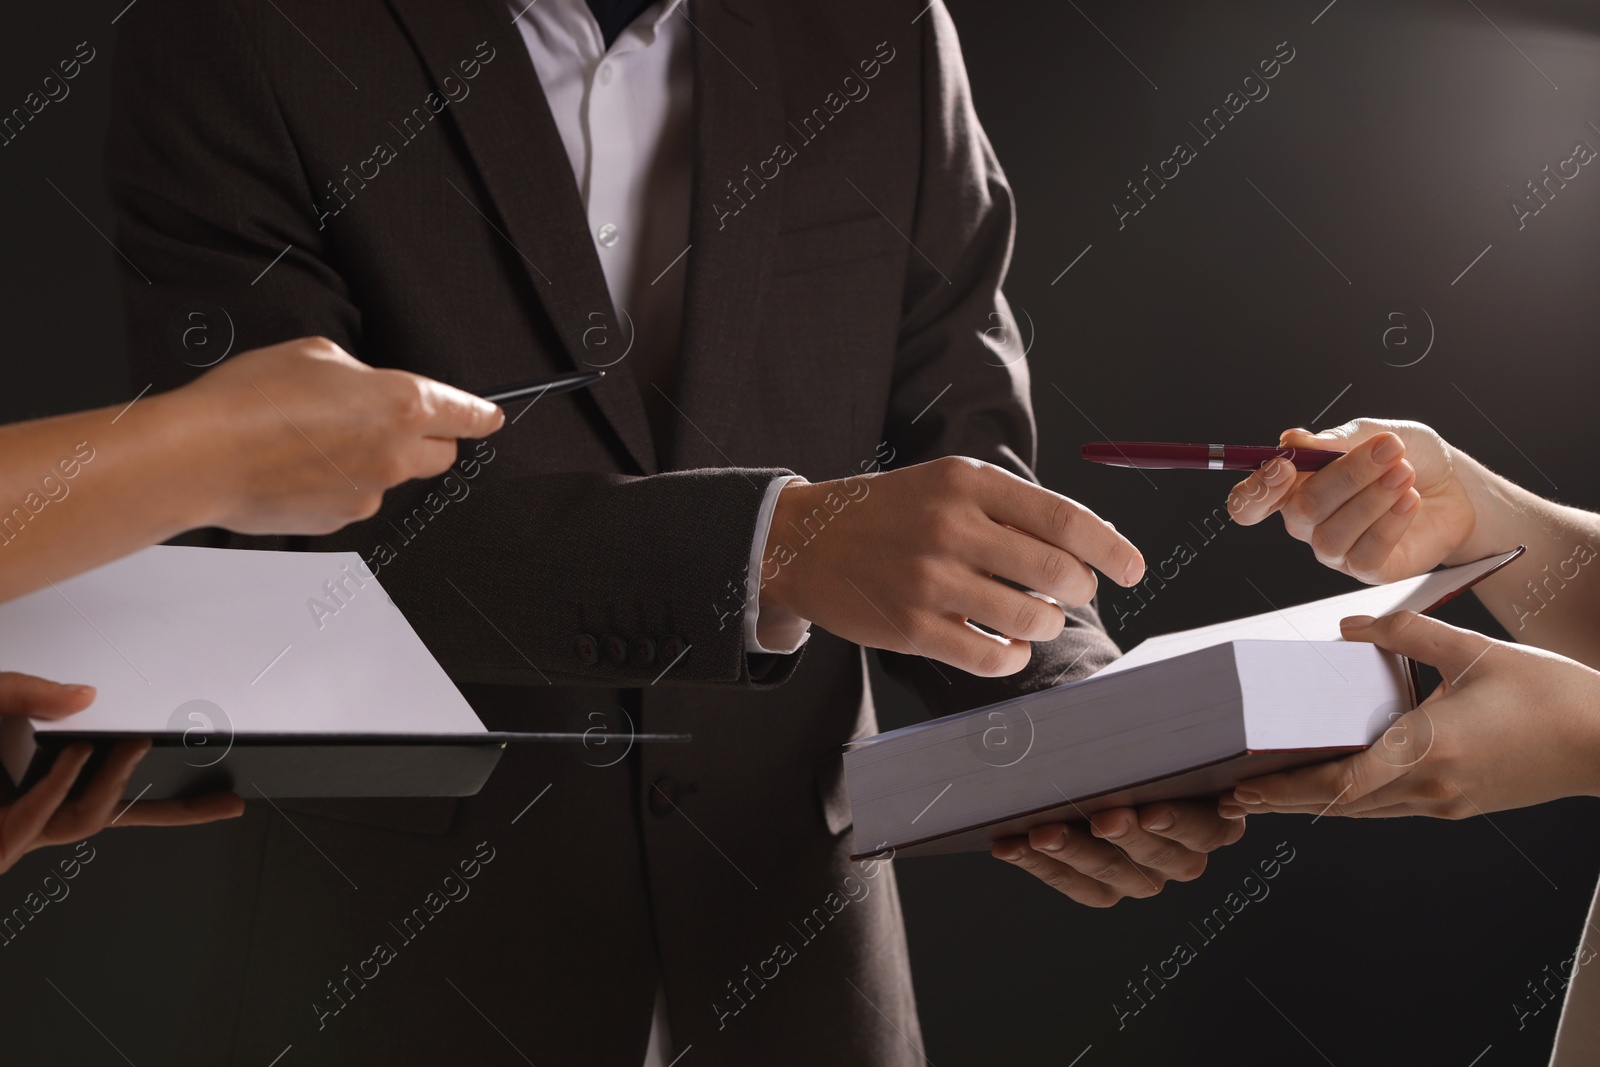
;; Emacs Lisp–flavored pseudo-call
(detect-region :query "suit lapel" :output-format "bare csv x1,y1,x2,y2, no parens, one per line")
669,0,785,468
385,0,658,473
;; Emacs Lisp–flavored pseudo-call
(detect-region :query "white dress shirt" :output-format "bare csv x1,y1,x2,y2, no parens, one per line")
511,0,810,659
508,2,811,1062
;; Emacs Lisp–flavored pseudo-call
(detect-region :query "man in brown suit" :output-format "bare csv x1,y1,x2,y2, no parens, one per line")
105,0,1241,1062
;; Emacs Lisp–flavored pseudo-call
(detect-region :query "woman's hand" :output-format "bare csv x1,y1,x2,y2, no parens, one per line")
166,337,505,536
0,672,243,875
1226,419,1483,584
1219,611,1600,820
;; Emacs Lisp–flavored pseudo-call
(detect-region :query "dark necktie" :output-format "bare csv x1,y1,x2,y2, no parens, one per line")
584,0,658,50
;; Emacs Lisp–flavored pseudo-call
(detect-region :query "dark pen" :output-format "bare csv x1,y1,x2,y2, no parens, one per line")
476,369,605,405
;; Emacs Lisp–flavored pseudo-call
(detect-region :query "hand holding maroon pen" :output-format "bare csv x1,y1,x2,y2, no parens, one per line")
1084,419,1488,585
1223,419,1487,584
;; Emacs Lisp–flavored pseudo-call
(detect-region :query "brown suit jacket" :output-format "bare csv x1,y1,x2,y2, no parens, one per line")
105,0,1120,1062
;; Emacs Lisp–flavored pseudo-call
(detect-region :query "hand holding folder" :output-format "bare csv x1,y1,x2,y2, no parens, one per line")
0,546,686,802
0,671,243,875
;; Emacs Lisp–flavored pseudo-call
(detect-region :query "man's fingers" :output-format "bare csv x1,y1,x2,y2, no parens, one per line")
112,793,246,827
973,525,1099,607
904,616,1033,678
1134,800,1248,853
1341,610,1496,683
0,673,95,719
1023,822,1165,900
955,578,1067,643
995,807,1244,905
973,467,1144,587
1088,807,1213,883
994,838,1124,907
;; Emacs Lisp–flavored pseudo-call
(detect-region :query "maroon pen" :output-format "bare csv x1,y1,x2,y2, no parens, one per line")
1080,441,1346,472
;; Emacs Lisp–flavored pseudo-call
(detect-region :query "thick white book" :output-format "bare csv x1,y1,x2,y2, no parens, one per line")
844,549,1522,860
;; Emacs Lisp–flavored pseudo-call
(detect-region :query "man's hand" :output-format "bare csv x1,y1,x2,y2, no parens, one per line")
992,802,1246,906
1220,611,1600,820
0,672,243,875
760,457,1145,676
167,337,506,536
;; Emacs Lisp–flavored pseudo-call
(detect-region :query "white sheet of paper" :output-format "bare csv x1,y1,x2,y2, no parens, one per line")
1097,550,1518,676
0,545,485,736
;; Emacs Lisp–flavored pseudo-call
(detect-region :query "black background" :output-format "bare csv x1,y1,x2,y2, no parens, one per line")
3,1,1599,1064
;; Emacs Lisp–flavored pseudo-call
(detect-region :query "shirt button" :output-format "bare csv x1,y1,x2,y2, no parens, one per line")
597,62,614,86
596,222,619,248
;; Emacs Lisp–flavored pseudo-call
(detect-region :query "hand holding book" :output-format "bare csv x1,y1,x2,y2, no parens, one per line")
992,801,1245,907
0,672,241,875
1223,611,1600,820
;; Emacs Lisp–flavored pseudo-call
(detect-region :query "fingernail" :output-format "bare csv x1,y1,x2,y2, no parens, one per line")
1095,820,1128,840
1039,829,1067,852
1218,803,1248,820
994,845,1023,861
1372,435,1404,464
1261,459,1293,487
1380,463,1412,490
1122,558,1144,586
66,684,95,696
1341,614,1377,630
1392,491,1420,515
1281,427,1312,441
1233,788,1263,804
1145,813,1175,832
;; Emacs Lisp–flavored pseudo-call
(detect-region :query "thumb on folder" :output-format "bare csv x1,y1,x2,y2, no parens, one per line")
0,672,243,874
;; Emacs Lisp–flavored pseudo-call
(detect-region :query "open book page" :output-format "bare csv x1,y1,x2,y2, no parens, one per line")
0,545,484,736
1098,549,1521,677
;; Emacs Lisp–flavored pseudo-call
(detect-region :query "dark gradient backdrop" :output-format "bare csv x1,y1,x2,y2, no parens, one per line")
2,2,1598,1064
